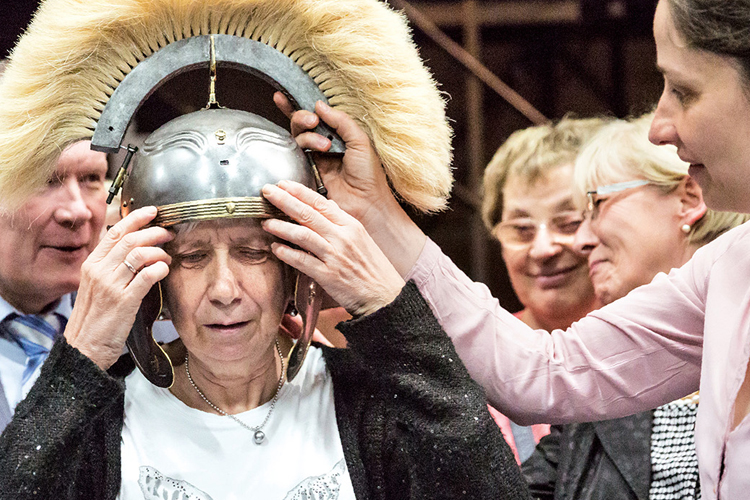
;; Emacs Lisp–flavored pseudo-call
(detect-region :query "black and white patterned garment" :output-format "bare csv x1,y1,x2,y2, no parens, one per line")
649,398,701,500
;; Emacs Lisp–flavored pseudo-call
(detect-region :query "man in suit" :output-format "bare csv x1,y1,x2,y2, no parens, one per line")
0,140,108,432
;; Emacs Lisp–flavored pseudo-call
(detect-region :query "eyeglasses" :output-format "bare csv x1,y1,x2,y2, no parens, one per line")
493,211,584,250
584,180,651,221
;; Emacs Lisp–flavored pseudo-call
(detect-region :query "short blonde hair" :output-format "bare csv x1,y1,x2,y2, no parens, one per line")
574,113,749,246
481,116,611,231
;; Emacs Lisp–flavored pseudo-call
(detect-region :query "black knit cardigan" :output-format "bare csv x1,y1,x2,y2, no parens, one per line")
0,282,530,500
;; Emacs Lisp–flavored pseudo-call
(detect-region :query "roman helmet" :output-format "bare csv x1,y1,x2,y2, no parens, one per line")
121,105,325,386
0,0,454,387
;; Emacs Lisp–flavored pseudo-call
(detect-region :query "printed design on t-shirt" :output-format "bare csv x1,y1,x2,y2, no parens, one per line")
137,459,347,499
283,459,347,500
138,466,214,500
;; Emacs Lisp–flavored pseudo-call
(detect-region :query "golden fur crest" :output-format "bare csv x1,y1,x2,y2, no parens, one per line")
0,0,452,212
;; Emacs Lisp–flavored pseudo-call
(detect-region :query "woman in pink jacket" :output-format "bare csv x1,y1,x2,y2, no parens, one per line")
269,2,750,497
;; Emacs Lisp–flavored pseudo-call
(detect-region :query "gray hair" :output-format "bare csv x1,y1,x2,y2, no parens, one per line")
481,116,611,231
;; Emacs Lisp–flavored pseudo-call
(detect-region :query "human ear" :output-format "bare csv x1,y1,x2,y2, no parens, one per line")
677,176,708,227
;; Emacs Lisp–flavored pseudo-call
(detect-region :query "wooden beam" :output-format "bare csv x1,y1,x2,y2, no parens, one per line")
391,0,550,124
407,0,582,27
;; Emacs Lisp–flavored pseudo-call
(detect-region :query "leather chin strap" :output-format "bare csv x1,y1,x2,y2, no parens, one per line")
127,273,322,388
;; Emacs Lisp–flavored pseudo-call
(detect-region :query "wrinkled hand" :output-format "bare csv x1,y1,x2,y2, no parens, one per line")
64,207,173,370
261,181,405,318
273,93,427,277
273,93,399,231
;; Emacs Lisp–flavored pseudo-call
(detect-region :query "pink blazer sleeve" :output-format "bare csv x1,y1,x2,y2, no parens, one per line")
406,238,706,425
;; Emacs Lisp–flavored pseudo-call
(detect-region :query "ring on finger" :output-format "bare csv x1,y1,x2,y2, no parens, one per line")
123,259,138,275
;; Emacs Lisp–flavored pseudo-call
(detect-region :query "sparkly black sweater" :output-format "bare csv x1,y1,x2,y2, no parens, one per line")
0,282,530,500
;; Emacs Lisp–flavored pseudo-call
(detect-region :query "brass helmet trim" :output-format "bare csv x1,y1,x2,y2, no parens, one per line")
149,197,285,228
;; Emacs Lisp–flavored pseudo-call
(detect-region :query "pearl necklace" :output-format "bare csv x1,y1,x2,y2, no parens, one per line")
185,339,285,444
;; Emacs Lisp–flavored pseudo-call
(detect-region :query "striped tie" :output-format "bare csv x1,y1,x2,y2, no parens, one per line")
1,313,67,385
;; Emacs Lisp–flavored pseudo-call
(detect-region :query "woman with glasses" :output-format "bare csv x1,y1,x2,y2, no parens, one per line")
522,114,747,500
484,117,604,335
480,117,605,463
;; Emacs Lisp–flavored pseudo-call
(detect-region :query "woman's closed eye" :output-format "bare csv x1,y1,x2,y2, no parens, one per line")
509,222,537,242
666,81,695,107
589,197,607,217
235,247,272,264
172,251,209,269
552,216,584,235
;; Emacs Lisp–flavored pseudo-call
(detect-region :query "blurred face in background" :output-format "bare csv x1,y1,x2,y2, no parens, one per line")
496,164,597,330
0,141,107,313
574,178,699,305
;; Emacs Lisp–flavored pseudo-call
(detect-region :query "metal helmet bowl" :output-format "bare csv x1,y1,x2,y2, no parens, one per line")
120,107,322,387
121,108,316,226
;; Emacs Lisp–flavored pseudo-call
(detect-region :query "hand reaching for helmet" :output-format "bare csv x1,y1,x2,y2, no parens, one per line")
64,206,173,370
261,181,405,318
273,93,426,277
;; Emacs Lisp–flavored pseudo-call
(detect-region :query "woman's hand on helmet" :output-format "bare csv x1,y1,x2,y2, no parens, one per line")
273,94,396,229
273,92,427,277
64,206,173,370
261,181,405,318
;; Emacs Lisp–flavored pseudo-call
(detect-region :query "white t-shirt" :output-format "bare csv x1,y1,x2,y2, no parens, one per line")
119,346,355,500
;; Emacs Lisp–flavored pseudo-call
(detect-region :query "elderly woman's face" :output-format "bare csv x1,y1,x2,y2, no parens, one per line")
163,219,288,364
498,164,595,322
574,183,688,305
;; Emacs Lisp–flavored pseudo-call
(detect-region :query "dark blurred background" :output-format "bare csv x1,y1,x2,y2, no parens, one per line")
0,0,662,311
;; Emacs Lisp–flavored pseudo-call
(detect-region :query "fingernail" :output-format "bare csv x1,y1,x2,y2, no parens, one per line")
317,100,331,112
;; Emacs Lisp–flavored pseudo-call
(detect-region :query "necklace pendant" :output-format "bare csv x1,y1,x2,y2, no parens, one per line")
253,430,266,445
185,339,285,446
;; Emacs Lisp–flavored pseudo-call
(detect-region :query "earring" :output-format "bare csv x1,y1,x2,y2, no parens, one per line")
681,224,691,234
